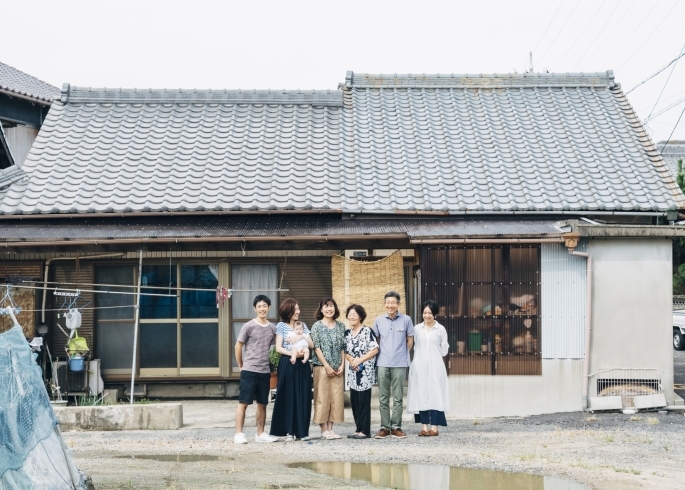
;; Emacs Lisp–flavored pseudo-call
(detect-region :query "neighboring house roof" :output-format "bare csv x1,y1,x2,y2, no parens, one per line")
0,71,682,216
659,140,685,181
0,61,60,104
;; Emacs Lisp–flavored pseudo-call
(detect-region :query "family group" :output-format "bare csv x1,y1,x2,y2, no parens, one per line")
233,292,449,444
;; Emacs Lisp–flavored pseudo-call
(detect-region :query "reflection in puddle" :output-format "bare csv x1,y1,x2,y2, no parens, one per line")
291,462,589,490
120,454,232,462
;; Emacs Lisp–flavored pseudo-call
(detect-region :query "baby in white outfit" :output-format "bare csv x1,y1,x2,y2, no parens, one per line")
286,321,310,364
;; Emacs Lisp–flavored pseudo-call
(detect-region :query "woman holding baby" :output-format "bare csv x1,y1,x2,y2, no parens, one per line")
269,298,314,441
310,297,346,440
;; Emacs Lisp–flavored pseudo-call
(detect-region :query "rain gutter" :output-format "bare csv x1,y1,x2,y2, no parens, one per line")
0,88,53,106
5,234,410,249
410,237,564,245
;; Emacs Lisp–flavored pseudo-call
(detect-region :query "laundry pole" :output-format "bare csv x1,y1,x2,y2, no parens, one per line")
130,250,143,404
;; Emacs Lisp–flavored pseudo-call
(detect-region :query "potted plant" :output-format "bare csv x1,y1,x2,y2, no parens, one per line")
269,347,281,390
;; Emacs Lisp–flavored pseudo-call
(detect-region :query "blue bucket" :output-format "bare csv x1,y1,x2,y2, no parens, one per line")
69,356,85,372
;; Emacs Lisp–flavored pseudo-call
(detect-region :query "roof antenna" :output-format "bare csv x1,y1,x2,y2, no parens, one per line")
528,52,534,73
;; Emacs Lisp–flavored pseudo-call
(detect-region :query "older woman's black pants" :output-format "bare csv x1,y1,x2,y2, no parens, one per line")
350,388,371,436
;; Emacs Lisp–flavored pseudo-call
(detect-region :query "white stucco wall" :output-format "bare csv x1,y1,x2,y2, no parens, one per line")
587,238,674,404
447,359,583,417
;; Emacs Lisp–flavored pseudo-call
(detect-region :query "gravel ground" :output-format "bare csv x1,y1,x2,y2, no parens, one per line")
69,410,685,490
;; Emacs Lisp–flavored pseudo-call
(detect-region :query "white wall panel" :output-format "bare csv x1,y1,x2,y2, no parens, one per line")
541,241,586,359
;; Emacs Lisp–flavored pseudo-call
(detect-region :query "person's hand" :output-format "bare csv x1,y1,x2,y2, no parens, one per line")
349,357,361,369
325,365,335,377
335,365,344,376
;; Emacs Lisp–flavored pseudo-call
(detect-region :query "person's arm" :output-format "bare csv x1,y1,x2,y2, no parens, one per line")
275,334,290,356
235,340,244,369
335,349,345,376
304,331,314,349
406,317,415,351
439,325,449,357
349,346,378,368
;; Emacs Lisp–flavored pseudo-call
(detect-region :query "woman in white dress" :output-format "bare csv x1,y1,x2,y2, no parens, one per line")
406,300,449,436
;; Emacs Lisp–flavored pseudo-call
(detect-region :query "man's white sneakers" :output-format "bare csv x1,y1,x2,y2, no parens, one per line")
233,432,248,444
255,433,279,443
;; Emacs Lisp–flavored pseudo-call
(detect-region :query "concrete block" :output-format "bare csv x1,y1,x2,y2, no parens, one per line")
589,396,623,411
102,389,118,404
674,393,684,406
633,394,667,410
54,403,183,431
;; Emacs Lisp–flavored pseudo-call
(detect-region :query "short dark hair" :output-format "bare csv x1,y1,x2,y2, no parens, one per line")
279,298,299,323
384,291,401,302
345,304,367,323
421,300,439,316
315,297,340,321
253,294,271,308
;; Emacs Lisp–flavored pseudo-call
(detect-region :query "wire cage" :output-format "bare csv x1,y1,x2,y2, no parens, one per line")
591,368,662,408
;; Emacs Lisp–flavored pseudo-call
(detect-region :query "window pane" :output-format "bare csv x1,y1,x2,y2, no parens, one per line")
96,322,134,370
140,322,177,368
140,265,177,319
96,266,135,320
181,322,218,367
231,265,277,320
181,265,218,319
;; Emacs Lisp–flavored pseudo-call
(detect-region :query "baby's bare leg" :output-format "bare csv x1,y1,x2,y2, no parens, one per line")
302,348,310,363
290,347,298,364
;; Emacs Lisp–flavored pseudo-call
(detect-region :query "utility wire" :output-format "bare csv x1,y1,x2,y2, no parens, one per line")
615,1,681,73
536,0,582,65
659,104,685,152
626,50,685,95
550,0,607,71
531,0,567,54
645,41,685,122
572,0,625,71
644,97,685,124
602,0,662,68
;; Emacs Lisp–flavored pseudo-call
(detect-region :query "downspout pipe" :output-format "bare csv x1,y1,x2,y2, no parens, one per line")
564,233,593,409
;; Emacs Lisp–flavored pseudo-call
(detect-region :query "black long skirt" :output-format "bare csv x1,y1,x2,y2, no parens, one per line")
269,356,312,438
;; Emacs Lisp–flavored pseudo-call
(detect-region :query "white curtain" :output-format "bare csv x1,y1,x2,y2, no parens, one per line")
232,265,278,320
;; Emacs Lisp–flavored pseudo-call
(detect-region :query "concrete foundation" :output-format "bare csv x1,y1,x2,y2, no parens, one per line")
54,403,183,431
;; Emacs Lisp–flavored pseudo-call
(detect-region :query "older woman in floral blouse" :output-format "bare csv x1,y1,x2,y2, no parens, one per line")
344,304,379,439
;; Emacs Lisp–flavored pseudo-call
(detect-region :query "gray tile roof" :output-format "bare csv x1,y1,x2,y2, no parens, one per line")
659,141,685,181
0,71,682,216
341,71,684,213
0,61,60,103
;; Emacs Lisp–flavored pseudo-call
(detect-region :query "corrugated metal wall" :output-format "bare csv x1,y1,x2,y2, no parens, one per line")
4,125,39,166
50,262,95,356
279,258,333,324
541,241,586,359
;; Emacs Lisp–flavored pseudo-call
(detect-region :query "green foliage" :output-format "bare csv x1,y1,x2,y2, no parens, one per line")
678,158,685,194
269,347,281,373
674,262,685,295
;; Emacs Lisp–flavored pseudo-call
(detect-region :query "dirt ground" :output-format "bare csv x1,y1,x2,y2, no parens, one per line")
69,408,685,490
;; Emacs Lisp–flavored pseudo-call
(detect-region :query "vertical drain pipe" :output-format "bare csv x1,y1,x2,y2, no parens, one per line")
564,233,593,409
130,250,143,405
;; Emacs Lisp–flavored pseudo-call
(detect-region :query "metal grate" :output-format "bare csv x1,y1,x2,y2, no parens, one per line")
419,245,541,376
593,368,661,408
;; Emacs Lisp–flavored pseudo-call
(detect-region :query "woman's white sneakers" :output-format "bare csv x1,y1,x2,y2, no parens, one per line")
255,433,279,443
233,432,248,444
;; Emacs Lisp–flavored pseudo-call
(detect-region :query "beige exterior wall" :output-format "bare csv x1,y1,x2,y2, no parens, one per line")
447,359,583,417
587,237,674,404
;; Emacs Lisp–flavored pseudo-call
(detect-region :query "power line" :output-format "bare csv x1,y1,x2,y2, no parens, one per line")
646,41,685,121
626,50,685,95
531,0,567,54
536,0,582,65
644,96,685,124
602,0,662,68
573,0,625,71
659,104,685,152
550,0,608,71
615,1,681,73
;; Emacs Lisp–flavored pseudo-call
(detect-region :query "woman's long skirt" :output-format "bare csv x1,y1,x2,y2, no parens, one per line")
269,356,312,438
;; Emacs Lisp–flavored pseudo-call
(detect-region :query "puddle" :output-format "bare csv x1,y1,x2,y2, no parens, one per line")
119,454,233,463
290,462,589,490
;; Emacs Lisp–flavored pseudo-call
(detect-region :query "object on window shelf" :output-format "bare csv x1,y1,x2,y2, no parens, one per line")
524,331,533,354
457,341,466,354
494,305,502,315
495,334,502,354
468,331,482,352
523,318,532,328
512,336,524,354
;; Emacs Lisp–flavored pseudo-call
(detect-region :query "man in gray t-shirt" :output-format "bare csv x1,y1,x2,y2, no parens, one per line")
234,295,279,444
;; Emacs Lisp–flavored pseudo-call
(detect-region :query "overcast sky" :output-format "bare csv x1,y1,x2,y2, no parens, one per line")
4,0,684,142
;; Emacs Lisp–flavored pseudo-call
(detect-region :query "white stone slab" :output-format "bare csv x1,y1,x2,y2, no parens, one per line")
633,394,667,409
589,396,623,411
